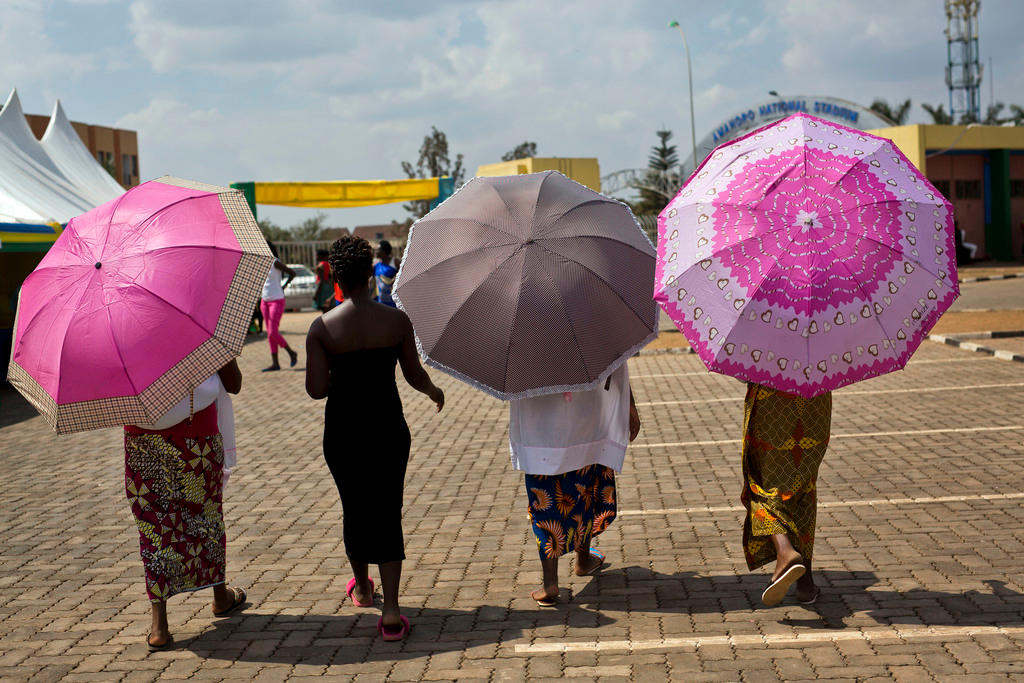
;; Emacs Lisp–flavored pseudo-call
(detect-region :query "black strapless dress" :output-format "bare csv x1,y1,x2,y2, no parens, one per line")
323,345,411,563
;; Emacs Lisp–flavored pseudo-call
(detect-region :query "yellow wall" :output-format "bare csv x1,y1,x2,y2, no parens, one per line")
867,124,1024,176
475,157,601,192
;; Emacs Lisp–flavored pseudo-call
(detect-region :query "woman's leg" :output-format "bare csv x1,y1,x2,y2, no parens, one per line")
379,560,403,628
524,473,565,602
264,298,297,364
149,600,169,647
531,557,559,603
349,559,374,605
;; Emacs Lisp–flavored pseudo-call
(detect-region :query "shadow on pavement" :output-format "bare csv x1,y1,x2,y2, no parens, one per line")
571,567,1024,631
0,382,40,428
189,604,616,664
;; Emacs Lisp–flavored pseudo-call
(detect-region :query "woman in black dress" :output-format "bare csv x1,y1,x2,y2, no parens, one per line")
305,235,444,641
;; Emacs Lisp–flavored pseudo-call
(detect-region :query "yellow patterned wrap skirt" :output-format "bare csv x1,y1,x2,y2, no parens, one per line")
740,383,832,571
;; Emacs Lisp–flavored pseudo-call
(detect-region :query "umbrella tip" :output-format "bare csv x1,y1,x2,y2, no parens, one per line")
95,262,101,269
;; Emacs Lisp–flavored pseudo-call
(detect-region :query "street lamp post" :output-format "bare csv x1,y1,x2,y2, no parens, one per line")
669,20,697,176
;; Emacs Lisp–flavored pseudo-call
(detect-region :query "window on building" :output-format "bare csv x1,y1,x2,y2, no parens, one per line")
931,179,951,199
121,154,133,186
954,179,981,199
97,151,116,179
375,232,384,240
1010,180,1024,198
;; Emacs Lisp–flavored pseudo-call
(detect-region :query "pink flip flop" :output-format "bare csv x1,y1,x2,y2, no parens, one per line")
346,577,375,607
377,615,410,641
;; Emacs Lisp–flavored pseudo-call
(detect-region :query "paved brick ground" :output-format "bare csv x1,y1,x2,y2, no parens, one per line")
2,310,1024,681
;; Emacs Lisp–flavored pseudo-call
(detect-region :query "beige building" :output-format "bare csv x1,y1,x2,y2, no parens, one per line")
476,157,601,192
24,113,139,189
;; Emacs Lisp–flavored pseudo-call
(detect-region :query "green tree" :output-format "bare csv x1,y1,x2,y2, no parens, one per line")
921,103,954,124
501,141,538,161
869,98,911,125
257,218,290,243
631,129,680,218
401,126,466,219
290,212,330,240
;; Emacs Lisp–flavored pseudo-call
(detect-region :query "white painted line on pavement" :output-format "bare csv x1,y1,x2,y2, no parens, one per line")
515,625,1024,654
636,382,1024,407
634,424,1023,448
618,491,1024,517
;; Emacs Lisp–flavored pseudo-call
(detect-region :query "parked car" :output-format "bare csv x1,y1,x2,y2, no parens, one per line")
283,264,317,311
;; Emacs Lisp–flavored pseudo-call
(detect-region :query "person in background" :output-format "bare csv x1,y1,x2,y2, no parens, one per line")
260,242,299,371
373,240,399,307
125,360,247,650
740,383,831,607
313,249,335,313
305,235,444,641
510,365,642,607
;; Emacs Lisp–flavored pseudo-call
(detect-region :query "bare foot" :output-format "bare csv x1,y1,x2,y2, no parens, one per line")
574,550,605,577
350,579,374,606
147,626,170,649
381,605,403,630
772,549,803,582
531,586,559,606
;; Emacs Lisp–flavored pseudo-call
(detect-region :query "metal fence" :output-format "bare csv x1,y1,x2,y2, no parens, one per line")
274,240,335,267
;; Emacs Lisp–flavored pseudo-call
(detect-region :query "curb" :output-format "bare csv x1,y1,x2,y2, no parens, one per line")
959,272,1024,284
927,333,1024,363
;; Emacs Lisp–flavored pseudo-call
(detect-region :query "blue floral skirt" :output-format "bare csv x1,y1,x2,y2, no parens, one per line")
525,465,617,559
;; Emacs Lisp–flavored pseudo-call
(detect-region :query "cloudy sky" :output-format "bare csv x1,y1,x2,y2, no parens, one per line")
4,0,1024,229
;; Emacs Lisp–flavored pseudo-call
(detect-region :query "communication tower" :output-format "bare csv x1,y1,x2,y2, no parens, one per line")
945,0,983,123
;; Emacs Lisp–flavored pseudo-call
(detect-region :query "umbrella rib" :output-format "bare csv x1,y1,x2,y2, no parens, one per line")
396,244,520,290
544,197,616,227
808,138,887,215
482,181,533,240
412,216,521,243
100,183,134,255
533,239,654,330
830,254,902,366
527,249,590,382
101,302,139,399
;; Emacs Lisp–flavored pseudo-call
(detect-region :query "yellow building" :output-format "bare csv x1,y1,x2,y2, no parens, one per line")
868,124,1024,261
475,157,601,192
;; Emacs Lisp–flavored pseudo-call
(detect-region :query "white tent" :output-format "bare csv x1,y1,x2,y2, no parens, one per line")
0,89,125,224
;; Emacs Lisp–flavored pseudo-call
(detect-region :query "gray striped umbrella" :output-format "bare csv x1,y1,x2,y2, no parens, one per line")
394,170,658,400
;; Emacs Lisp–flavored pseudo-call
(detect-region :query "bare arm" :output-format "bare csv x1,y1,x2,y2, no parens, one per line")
628,386,641,442
305,317,330,399
275,260,296,288
397,314,444,411
218,359,242,394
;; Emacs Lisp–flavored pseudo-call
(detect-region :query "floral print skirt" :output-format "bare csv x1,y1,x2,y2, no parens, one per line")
124,403,226,602
741,383,832,571
525,465,617,560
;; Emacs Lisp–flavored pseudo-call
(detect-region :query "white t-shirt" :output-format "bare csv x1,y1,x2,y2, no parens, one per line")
509,364,630,476
134,374,221,430
261,262,284,301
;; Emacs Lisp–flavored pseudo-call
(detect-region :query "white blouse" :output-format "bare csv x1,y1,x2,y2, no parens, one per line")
509,364,630,476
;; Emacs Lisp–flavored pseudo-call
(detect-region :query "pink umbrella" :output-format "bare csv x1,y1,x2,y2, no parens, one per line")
7,176,273,433
655,113,959,397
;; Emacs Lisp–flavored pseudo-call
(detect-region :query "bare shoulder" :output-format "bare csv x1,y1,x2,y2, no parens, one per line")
382,303,412,328
306,314,327,340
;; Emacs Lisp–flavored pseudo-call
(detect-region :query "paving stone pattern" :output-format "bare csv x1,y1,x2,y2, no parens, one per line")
2,310,1024,681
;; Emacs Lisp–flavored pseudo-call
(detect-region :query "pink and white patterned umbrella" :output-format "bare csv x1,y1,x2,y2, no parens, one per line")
655,113,959,397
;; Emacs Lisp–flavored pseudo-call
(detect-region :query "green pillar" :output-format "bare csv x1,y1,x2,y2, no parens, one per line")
987,150,1013,261
230,182,258,221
